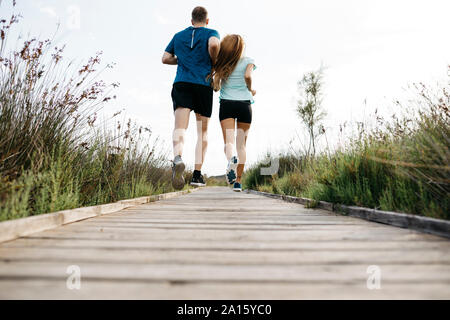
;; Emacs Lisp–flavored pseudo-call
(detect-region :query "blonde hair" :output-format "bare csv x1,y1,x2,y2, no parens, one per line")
209,34,245,92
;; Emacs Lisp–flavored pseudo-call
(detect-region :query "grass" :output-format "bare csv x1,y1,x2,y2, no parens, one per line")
243,68,450,220
0,5,179,222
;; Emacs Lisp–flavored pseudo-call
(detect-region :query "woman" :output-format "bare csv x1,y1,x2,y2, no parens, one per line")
209,35,256,192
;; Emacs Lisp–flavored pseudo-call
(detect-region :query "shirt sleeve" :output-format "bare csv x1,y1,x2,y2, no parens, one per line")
209,29,220,40
246,57,256,70
165,36,175,54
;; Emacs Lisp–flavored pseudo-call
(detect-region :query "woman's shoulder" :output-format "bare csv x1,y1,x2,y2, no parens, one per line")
240,57,256,70
241,56,255,64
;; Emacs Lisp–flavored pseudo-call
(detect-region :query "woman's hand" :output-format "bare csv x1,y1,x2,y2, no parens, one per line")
251,89,257,96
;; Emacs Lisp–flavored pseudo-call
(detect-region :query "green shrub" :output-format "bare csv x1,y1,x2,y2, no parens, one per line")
243,67,450,220
0,6,176,221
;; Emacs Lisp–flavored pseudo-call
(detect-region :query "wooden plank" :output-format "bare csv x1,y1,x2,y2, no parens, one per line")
2,228,443,246
3,230,441,244
3,238,448,251
0,189,197,243
0,280,449,299
0,261,449,283
1,247,449,265
76,222,388,230
0,186,449,299
340,204,450,239
89,215,364,223
245,189,450,238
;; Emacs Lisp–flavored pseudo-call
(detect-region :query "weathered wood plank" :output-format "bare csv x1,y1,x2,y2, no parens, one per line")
1,247,449,265
0,189,197,243
3,232,440,245
1,280,449,299
1,261,449,283
84,216,368,224
2,226,444,247
246,189,450,238
76,222,388,230
4,238,448,251
0,186,449,299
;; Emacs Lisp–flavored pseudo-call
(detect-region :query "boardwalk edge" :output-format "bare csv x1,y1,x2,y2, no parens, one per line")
245,189,450,239
0,188,199,243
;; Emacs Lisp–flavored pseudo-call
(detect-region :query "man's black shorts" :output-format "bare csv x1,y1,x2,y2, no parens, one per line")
219,99,252,124
171,82,213,118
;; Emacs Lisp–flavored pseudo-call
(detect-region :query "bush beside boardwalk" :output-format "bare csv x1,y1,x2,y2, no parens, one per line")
244,68,449,220
0,7,179,222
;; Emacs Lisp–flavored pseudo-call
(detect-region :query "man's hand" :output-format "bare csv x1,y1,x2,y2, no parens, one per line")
208,37,220,65
162,51,178,65
251,89,257,96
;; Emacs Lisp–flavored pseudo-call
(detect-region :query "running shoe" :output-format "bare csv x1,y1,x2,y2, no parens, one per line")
233,182,242,192
190,174,206,187
171,155,185,190
226,156,238,185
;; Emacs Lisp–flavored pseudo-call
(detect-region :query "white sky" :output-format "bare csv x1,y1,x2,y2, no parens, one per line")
3,0,450,175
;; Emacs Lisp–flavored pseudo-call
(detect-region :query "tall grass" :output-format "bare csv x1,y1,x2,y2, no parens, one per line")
0,4,175,221
244,68,449,220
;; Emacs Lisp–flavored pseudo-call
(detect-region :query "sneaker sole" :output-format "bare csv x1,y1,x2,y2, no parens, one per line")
233,188,242,192
190,182,206,187
172,161,185,190
226,157,239,185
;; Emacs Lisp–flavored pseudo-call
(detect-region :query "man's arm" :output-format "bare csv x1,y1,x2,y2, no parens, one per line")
162,51,178,65
208,37,220,65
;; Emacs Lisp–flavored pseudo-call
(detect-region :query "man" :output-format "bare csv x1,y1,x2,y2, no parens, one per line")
162,6,220,189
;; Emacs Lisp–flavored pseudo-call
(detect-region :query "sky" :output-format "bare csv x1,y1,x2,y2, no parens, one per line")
2,0,450,175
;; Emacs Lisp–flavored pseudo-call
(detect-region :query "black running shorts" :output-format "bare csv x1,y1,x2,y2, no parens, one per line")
171,82,213,118
219,99,252,124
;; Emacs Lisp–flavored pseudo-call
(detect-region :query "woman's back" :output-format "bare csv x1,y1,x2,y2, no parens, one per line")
220,57,256,102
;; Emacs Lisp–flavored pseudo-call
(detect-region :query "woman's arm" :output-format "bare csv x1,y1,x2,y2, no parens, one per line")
208,37,220,65
162,51,178,65
245,64,256,96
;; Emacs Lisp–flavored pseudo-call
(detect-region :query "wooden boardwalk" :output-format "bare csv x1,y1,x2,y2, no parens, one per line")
0,187,449,299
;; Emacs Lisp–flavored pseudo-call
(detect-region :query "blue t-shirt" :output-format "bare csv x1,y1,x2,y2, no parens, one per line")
165,26,220,87
220,57,256,103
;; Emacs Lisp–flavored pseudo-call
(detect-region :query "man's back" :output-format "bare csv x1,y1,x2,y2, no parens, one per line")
162,6,220,190
165,26,220,87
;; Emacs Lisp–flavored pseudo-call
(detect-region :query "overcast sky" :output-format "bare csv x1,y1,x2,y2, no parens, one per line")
3,0,450,175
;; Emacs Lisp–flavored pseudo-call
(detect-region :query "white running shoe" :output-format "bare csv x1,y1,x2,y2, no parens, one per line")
226,156,238,185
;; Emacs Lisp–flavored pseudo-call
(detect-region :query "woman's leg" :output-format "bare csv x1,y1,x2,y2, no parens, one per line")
236,122,251,183
220,118,236,161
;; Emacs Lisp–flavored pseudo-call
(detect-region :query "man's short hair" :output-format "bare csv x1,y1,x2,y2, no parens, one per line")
192,6,208,23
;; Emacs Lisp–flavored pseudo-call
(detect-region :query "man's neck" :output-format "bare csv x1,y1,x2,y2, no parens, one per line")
192,23,207,28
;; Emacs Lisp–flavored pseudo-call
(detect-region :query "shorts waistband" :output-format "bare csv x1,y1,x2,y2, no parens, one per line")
220,99,251,103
